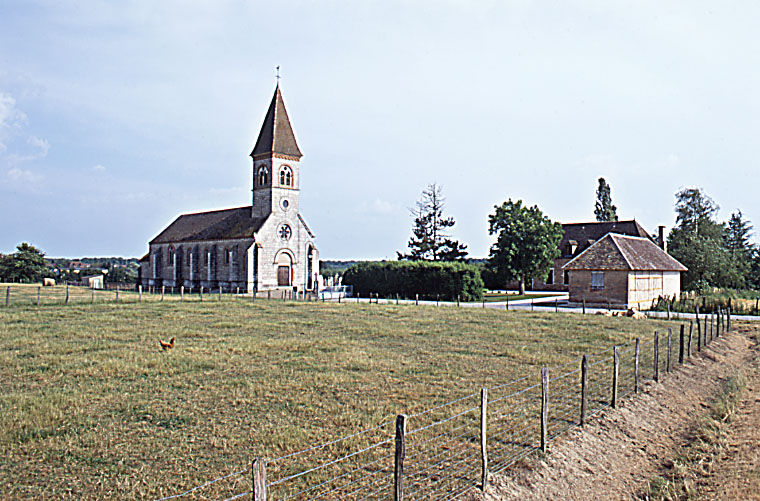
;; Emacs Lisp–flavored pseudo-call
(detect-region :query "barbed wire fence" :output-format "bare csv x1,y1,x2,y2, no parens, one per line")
149,307,732,500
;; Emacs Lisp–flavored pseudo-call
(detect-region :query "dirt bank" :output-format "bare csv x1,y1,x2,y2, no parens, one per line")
464,324,757,501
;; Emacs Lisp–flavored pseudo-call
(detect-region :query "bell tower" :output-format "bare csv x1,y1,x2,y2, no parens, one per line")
250,84,303,219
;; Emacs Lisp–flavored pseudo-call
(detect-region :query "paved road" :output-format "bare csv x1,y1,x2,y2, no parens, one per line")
323,293,760,322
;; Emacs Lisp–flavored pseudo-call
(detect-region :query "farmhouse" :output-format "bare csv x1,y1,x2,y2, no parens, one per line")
562,232,687,310
139,85,319,293
532,220,661,291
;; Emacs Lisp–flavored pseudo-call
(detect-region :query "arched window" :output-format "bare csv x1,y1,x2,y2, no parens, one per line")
258,167,268,187
279,165,293,187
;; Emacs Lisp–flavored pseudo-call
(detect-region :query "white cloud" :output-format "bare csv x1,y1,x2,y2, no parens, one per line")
0,93,27,151
92,164,106,172
359,198,403,217
27,136,50,156
7,167,42,183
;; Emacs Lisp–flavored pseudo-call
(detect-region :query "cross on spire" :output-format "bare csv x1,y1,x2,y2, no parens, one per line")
276,65,281,84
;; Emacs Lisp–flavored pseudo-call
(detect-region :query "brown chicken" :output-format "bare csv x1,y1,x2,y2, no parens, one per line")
159,337,175,351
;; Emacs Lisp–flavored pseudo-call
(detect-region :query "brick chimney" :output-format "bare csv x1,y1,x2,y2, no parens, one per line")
658,225,666,251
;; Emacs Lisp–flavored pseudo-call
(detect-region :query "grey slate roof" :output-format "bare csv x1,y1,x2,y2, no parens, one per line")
563,233,687,272
560,220,652,257
250,85,303,159
150,206,266,244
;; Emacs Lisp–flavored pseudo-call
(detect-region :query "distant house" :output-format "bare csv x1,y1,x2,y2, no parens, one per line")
532,220,660,291
81,275,105,289
562,233,687,310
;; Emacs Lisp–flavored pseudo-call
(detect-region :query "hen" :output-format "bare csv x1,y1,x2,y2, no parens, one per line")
159,337,175,351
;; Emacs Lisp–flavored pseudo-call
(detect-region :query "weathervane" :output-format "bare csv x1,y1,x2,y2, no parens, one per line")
276,65,281,84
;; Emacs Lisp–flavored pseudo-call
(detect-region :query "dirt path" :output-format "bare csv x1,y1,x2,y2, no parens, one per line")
695,329,760,500
464,325,757,501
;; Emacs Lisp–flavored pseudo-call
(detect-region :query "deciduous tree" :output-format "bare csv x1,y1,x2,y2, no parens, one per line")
594,177,618,222
0,242,49,283
487,199,563,294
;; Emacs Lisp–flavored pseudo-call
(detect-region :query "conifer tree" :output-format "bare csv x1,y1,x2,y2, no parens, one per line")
399,183,468,261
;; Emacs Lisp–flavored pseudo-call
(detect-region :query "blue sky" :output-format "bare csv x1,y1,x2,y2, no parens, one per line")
1,1,758,259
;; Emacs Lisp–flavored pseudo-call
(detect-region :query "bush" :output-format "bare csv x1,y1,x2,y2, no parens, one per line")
342,260,484,301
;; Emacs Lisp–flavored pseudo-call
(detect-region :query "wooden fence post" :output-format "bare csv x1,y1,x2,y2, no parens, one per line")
415,294,418,306
456,295,460,307
704,315,708,345
555,299,558,312
252,457,267,501
634,339,640,393
580,355,589,425
5,286,9,307
666,328,672,373
394,414,407,501
36,286,41,306
180,286,184,301
667,302,670,320
161,285,165,302
541,368,549,452
397,294,400,305
582,298,586,315
480,388,488,491
696,314,702,351
116,286,119,303
138,285,142,303
66,284,70,304
200,286,204,302
483,296,486,309
505,295,508,310
219,286,222,301
679,324,685,364
727,307,731,331
91,287,94,304
687,322,692,358
653,332,660,383
612,346,619,408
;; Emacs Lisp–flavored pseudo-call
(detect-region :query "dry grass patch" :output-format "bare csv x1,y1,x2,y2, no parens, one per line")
0,300,677,499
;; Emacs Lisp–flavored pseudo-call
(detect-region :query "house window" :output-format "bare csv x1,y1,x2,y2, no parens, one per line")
204,250,209,265
279,165,293,187
168,247,175,266
224,249,231,264
546,269,554,285
258,167,268,186
591,271,604,290
563,270,569,285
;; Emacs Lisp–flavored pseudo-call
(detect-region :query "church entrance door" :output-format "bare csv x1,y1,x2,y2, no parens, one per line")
277,265,291,286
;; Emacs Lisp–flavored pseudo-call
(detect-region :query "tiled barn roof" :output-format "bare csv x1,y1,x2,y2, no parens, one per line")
250,85,303,159
149,206,265,244
559,220,653,257
563,233,687,272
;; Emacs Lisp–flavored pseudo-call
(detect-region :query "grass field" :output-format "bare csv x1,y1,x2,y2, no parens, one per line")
0,297,678,499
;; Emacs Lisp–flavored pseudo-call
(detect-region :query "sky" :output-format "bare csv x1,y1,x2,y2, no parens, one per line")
1,1,758,260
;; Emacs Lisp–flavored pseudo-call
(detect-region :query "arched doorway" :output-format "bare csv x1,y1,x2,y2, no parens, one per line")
276,252,292,286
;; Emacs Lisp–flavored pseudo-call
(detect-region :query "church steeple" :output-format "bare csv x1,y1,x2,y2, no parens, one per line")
250,85,303,160
251,84,303,219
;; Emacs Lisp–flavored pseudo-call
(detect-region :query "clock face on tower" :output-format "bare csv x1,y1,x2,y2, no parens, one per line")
278,224,292,241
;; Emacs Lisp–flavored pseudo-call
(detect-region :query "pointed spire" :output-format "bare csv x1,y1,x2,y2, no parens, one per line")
250,85,303,159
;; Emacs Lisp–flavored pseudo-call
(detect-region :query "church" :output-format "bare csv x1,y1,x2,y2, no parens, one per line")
139,84,319,293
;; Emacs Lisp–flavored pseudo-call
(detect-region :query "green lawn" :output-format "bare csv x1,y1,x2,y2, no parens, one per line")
0,299,677,499
483,292,560,302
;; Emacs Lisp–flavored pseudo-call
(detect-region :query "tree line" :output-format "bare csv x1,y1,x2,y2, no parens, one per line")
343,179,760,297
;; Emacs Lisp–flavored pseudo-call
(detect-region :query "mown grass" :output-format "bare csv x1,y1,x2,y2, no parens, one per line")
0,298,677,499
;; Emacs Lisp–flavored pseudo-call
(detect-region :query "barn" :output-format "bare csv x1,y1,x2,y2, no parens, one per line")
562,232,687,310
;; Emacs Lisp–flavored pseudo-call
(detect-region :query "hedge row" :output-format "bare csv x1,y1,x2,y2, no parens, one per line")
342,260,484,301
